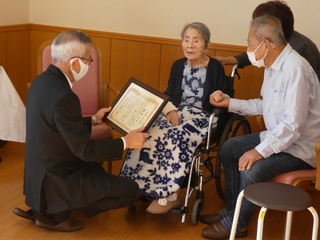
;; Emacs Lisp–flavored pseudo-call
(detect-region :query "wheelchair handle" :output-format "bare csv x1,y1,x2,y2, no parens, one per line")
230,64,241,80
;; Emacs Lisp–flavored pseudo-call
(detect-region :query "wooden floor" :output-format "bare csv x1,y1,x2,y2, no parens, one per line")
0,141,319,240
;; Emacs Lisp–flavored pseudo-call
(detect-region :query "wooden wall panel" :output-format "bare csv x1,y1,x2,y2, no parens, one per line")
6,30,30,104
159,44,184,92
109,39,161,97
1,24,266,133
0,32,6,68
30,29,61,79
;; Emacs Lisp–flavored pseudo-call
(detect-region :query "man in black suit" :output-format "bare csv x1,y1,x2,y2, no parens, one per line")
13,30,149,232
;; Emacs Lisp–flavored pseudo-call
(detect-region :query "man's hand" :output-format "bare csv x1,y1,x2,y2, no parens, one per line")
209,90,230,108
238,149,263,171
166,110,180,126
123,126,149,149
93,107,112,125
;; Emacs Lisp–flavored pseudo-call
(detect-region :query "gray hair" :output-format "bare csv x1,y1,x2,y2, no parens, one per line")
250,15,287,46
51,30,93,64
180,22,211,48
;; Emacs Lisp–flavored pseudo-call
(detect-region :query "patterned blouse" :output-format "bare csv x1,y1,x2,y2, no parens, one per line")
181,62,208,108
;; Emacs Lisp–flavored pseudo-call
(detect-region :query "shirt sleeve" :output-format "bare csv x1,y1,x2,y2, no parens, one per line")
228,98,263,116
162,101,178,115
234,52,251,68
121,137,126,150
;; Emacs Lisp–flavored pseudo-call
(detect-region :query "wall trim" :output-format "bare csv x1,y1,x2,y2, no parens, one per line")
0,24,31,32
0,23,247,52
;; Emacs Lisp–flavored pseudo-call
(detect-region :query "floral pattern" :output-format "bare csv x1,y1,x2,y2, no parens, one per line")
181,63,207,108
120,105,210,200
120,62,212,200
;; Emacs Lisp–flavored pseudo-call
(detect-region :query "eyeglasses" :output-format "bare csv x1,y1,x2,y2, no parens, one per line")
71,56,94,65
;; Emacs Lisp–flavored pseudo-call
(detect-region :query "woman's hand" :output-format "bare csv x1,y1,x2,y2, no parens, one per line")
166,110,180,126
209,90,230,108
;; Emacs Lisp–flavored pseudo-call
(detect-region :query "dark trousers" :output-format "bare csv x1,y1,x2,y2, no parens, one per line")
79,174,140,218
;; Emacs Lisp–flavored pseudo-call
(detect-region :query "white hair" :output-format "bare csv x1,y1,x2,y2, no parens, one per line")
250,15,287,46
51,30,92,64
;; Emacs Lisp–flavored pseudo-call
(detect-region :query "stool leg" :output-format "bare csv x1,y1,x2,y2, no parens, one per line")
230,190,244,240
284,211,292,240
256,207,267,240
308,206,319,240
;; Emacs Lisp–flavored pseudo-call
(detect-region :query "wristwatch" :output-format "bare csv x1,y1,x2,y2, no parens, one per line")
92,116,98,126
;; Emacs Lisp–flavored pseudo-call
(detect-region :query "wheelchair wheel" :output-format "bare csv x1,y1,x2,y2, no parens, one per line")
215,114,251,200
191,198,203,225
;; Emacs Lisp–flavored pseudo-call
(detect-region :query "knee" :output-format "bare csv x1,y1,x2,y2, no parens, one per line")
219,135,250,162
126,179,140,200
240,169,261,188
219,138,236,159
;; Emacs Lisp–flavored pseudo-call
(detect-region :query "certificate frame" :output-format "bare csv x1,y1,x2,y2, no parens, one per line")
103,77,170,135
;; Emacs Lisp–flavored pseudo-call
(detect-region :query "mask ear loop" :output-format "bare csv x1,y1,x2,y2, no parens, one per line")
270,43,276,48
254,40,266,53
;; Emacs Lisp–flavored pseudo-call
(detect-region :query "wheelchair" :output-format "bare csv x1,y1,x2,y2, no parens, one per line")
170,64,252,225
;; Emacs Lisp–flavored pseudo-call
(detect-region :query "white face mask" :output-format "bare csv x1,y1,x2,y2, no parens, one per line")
70,58,89,81
247,41,267,68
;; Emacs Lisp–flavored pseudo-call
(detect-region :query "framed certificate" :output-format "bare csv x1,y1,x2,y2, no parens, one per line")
103,77,170,135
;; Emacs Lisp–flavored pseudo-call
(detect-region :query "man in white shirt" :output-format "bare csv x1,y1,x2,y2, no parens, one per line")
200,15,320,240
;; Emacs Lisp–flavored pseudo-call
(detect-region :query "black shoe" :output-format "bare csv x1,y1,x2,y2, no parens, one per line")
13,208,39,221
35,215,83,232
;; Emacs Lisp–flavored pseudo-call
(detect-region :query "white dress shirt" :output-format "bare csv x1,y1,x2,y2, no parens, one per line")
0,66,26,142
229,44,320,168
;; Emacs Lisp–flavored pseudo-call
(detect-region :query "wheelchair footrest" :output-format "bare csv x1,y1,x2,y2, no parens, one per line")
170,206,188,214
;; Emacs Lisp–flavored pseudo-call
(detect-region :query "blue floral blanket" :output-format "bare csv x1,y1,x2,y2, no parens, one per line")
120,105,210,200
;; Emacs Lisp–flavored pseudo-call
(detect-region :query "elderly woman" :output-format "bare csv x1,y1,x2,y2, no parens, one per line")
120,22,232,214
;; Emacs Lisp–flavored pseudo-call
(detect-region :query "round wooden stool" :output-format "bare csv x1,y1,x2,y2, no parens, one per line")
230,182,319,240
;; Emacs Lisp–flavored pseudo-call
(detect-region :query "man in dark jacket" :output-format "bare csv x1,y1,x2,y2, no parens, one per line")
13,30,149,232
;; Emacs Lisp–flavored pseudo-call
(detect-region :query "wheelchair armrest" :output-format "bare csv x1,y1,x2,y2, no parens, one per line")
213,107,228,115
206,107,230,150
206,110,221,150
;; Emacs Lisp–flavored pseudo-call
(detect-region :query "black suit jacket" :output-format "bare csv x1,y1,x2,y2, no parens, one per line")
24,64,123,214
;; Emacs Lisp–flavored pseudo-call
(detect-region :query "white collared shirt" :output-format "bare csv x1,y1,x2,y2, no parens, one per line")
62,72,73,89
229,44,320,167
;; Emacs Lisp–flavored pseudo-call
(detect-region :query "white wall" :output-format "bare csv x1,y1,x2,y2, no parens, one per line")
0,0,29,25
1,0,320,48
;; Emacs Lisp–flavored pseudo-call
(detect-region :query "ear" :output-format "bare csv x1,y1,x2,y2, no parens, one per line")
205,42,211,52
265,39,275,49
70,58,80,73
